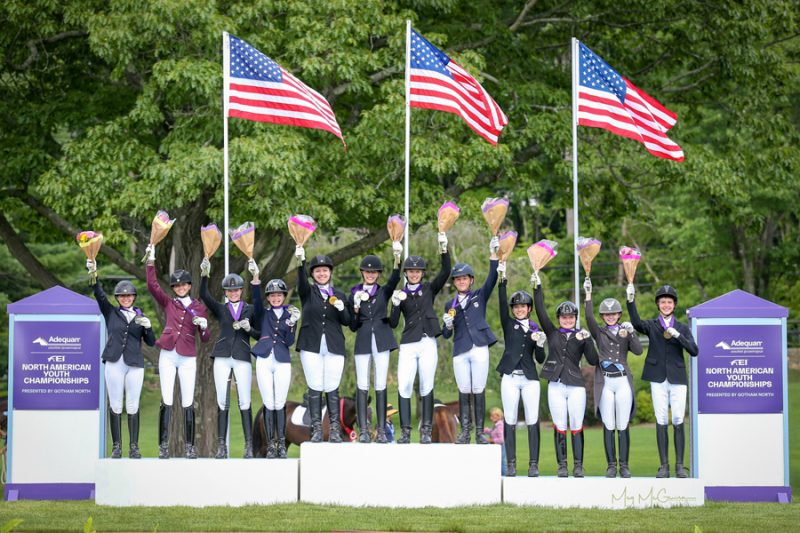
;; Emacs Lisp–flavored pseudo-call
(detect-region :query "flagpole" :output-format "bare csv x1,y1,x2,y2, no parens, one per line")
571,37,581,326
222,32,231,275
403,20,411,259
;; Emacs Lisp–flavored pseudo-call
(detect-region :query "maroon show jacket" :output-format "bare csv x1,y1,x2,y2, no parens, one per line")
147,263,211,356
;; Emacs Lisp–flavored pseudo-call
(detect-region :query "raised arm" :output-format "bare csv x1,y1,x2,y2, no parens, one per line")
199,276,223,318
384,266,401,294
480,259,499,304
296,261,310,300
626,299,647,334
146,262,170,308
92,280,114,317
498,279,510,329
251,281,264,326
430,251,452,295
533,285,556,335
584,299,602,339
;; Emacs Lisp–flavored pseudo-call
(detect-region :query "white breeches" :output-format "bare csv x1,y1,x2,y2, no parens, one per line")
255,353,292,410
300,335,344,392
501,373,541,425
599,375,633,430
651,379,687,425
397,337,438,398
213,357,253,410
158,349,196,408
453,345,490,394
105,359,144,415
548,381,586,432
354,335,390,391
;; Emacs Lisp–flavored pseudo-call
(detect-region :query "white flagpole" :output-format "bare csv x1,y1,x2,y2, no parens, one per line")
403,20,411,259
222,32,231,275
571,37,581,325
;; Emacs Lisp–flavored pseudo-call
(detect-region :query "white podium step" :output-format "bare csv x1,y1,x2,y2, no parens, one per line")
503,476,705,508
95,458,298,507
300,443,502,507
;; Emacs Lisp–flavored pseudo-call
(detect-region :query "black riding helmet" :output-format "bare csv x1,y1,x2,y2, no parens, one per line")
655,285,678,304
265,279,289,295
170,269,192,286
359,255,383,272
509,290,533,308
308,255,334,272
556,301,578,317
114,280,137,296
403,255,426,271
221,273,244,290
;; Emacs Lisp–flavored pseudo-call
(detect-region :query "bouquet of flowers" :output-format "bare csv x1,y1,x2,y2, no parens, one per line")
497,231,518,262
229,222,255,259
142,210,175,262
387,214,406,243
619,246,641,284
527,239,558,273
437,201,460,233
200,224,223,259
481,197,509,235
287,214,317,247
77,231,103,283
576,237,602,277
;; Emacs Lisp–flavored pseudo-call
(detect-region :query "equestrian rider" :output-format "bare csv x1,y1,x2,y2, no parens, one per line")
349,244,402,443
199,257,261,459
532,270,598,477
145,244,210,459
388,232,452,444
584,278,642,478
88,260,155,459
627,283,698,478
442,236,500,445
294,246,352,443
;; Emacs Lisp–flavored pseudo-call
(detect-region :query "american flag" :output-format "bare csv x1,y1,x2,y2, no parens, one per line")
225,35,344,143
577,42,683,161
408,29,508,145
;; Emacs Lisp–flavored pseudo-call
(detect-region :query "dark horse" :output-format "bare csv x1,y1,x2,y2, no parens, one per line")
431,400,458,443
252,396,364,457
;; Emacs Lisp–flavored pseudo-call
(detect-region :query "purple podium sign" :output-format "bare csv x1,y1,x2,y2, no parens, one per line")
696,324,783,414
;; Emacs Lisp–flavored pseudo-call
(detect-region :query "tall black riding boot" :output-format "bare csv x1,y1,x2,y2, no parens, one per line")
572,430,585,478
604,428,617,478
215,408,229,459
158,403,171,459
419,392,434,444
474,392,489,444
109,408,122,459
674,423,689,478
618,428,631,478
326,389,343,443
527,423,540,477
308,389,323,442
375,389,388,443
264,408,277,458
504,422,516,477
455,392,472,444
356,388,371,443
397,395,412,444
276,406,288,458
555,430,568,477
241,408,254,458
128,412,141,459
656,423,670,478
184,406,197,459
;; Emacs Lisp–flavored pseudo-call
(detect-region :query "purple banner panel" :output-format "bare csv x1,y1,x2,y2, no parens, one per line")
4,483,95,501
696,324,783,414
705,486,792,503
13,320,101,410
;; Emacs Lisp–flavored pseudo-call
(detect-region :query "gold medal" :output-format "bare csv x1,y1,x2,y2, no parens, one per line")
448,308,456,318
328,296,338,305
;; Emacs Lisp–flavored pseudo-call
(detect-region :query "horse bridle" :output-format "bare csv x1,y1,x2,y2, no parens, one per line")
339,398,356,442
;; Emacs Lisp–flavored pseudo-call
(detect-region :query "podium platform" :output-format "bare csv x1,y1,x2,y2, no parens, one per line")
95,458,298,506
300,443,502,507
503,476,705,508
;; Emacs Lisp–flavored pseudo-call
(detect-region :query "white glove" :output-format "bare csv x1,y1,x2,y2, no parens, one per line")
576,329,591,341
437,232,448,253
192,316,208,330
295,246,305,262
86,259,97,273
200,257,211,277
489,236,500,255
530,271,541,288
391,290,405,306
333,299,345,312
287,305,301,325
442,313,454,329
134,316,151,329
392,241,403,258
496,261,506,280
583,277,592,295
532,331,546,347
626,283,635,302
355,290,370,305
247,258,259,279
238,319,251,332
666,327,680,338
145,244,156,262
621,321,635,334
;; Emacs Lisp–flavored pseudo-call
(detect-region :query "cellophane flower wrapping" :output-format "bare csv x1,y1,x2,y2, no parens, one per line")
287,215,317,247
576,237,602,276
200,224,222,259
527,239,558,273
481,197,509,235
497,231,518,261
387,214,406,243
229,221,255,259
76,231,104,261
149,210,175,245
437,201,460,233
619,246,641,284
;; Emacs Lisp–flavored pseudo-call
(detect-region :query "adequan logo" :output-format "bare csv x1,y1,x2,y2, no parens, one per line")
715,338,764,355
